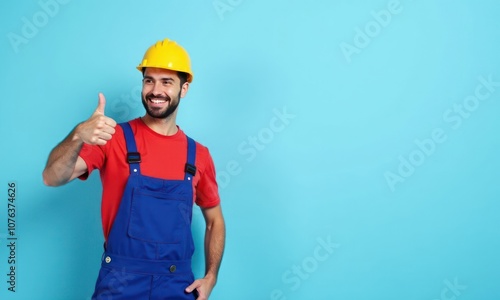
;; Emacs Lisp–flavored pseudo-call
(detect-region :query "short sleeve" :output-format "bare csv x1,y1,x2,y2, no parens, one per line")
195,147,221,208
78,143,106,180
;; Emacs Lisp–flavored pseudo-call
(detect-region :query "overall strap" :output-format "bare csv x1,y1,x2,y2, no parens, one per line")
184,136,196,181
119,122,141,175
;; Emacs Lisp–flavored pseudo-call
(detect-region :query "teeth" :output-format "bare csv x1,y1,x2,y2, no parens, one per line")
151,99,166,104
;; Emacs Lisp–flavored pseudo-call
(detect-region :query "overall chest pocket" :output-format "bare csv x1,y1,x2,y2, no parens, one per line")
128,188,191,244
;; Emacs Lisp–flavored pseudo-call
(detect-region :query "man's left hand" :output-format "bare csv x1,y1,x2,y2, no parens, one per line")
185,275,216,300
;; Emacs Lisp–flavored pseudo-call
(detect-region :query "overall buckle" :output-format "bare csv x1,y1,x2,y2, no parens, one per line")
185,163,196,176
127,152,141,163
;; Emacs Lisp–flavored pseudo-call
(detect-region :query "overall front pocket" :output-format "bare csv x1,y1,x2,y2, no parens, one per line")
128,189,189,244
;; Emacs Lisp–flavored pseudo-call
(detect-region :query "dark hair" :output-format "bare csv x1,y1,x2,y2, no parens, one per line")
177,71,188,86
142,68,188,87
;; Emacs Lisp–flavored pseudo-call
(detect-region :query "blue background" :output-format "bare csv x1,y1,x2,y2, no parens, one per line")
1,0,499,299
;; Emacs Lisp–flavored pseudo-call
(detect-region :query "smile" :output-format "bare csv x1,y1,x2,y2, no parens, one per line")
149,98,168,104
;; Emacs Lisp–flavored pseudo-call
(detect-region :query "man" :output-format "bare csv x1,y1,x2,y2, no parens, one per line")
42,38,225,300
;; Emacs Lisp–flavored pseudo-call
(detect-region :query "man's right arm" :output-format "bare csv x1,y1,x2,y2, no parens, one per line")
42,93,116,187
42,128,88,186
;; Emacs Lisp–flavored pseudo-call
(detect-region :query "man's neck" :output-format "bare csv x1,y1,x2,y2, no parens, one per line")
141,114,178,136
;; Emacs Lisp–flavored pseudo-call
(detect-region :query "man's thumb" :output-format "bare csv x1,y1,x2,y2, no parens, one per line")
95,93,106,114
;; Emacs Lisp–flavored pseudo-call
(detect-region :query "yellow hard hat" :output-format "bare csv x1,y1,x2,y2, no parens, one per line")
136,38,193,83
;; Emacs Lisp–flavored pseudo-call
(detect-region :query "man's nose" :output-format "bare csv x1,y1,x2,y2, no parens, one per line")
151,82,163,96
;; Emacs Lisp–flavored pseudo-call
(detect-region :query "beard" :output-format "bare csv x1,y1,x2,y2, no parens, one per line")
141,91,181,119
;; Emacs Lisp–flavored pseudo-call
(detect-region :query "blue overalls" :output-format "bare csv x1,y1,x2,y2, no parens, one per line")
92,122,198,300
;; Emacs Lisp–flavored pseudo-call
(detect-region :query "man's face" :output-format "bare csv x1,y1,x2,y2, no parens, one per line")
141,67,188,119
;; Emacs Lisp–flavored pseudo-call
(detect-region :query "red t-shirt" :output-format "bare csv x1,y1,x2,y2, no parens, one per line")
78,118,220,240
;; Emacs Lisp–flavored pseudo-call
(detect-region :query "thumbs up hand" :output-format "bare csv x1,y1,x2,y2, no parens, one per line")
76,93,117,146
95,92,107,115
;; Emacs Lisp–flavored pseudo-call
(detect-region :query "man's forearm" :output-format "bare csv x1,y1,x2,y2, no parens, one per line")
204,217,226,283
42,93,117,187
42,126,84,187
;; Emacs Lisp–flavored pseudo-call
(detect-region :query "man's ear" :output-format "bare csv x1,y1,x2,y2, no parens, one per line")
180,82,190,98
